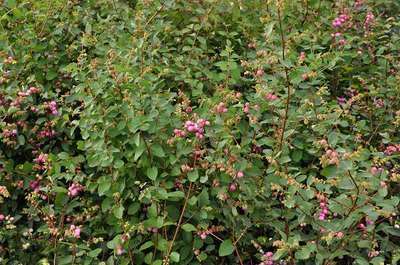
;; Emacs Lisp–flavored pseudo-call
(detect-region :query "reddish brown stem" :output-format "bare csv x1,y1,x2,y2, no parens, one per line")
164,182,193,261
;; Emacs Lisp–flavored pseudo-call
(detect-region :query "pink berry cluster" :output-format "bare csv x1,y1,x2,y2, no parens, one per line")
33,153,49,171
236,171,244,179
265,93,278,101
17,86,40,97
68,183,84,197
215,102,228,113
373,98,384,108
326,149,339,165
197,230,209,240
0,186,10,198
332,14,350,28
176,118,210,139
337,96,347,105
3,56,16,64
364,12,375,31
331,13,350,46
317,194,329,220
173,128,186,138
255,68,264,77
69,224,81,238
243,102,260,114
334,231,344,239
197,225,222,240
354,0,363,9
243,102,250,113
29,180,40,192
370,166,383,175
45,101,59,116
384,144,400,155
2,128,17,138
38,128,56,139
9,97,23,107
321,149,339,166
358,218,374,234
259,252,274,265
228,182,237,192
368,250,380,258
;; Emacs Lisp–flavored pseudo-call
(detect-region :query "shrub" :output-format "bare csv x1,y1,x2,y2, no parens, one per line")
0,0,400,264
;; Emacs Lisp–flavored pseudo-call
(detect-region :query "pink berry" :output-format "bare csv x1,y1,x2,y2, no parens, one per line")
336,231,344,238
255,69,264,77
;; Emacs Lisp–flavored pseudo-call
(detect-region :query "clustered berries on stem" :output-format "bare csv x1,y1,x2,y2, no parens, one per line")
364,11,375,31
196,226,223,240
243,102,250,113
331,13,350,46
2,128,17,138
384,144,400,155
68,183,84,197
320,149,339,166
370,166,383,176
265,93,278,101
69,224,81,238
45,101,59,116
298,51,306,63
259,252,274,265
33,153,49,171
215,102,228,113
29,180,40,192
174,118,210,139
17,86,40,97
317,193,329,221
332,14,350,28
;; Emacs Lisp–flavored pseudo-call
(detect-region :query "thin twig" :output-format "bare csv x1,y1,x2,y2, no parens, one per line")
277,4,292,152
208,232,223,242
234,224,251,245
347,170,360,197
164,182,193,261
235,245,244,265
345,170,360,217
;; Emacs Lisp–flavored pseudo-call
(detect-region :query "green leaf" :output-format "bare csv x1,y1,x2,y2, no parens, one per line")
98,178,111,196
5,0,17,9
188,170,199,182
114,159,124,169
170,252,180,263
151,144,165,157
291,149,303,162
46,69,58,80
17,135,25,145
182,223,197,232
88,248,102,258
218,239,234,257
134,133,141,146
139,241,154,251
321,165,337,178
113,206,124,219
146,167,158,181
128,203,140,215
156,238,168,251
55,192,69,208
295,245,313,260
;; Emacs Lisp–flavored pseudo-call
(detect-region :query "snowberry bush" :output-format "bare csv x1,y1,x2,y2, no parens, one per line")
1,0,400,264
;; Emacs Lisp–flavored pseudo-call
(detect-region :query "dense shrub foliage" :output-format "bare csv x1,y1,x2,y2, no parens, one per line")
1,0,400,264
